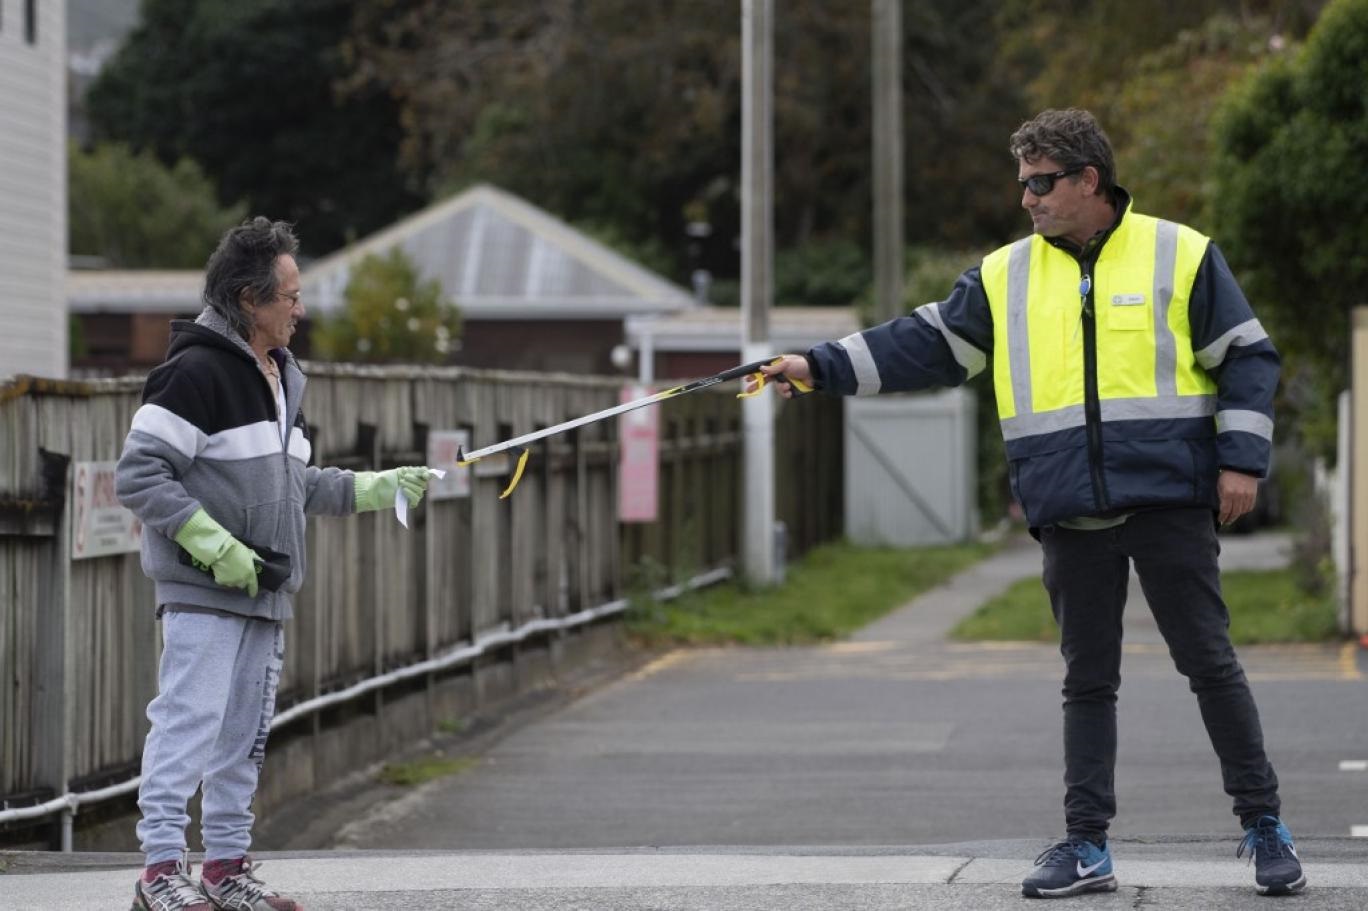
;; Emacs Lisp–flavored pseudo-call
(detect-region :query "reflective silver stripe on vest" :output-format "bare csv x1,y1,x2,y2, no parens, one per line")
915,301,986,379
1153,220,1179,396
1001,396,1217,441
837,331,882,395
1195,318,1269,370
1005,238,1034,418
1099,395,1215,422
1000,404,1086,441
1216,409,1274,441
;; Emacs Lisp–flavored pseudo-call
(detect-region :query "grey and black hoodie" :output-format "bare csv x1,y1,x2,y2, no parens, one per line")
116,308,356,621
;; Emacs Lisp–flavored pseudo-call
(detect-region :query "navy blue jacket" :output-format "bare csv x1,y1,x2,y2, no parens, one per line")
806,197,1279,527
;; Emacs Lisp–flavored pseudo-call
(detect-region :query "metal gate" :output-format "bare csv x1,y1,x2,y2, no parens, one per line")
843,388,978,546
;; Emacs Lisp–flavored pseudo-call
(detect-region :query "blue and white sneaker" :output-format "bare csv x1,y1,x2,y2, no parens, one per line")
1238,815,1307,896
1021,837,1117,898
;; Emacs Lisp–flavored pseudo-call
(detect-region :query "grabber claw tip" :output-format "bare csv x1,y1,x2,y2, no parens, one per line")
498,448,531,499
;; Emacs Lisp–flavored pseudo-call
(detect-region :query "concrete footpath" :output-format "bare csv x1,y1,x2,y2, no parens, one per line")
4,839,1368,909
5,530,1367,909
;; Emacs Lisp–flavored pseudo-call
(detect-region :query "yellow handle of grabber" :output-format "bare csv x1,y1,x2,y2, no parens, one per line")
736,357,814,399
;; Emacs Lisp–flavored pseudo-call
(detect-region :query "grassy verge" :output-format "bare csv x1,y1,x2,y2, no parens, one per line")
949,576,1056,642
378,753,478,787
1222,569,1340,643
625,539,994,647
950,567,1339,644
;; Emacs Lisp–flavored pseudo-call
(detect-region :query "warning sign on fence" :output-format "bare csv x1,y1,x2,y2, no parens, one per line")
617,384,659,523
72,461,142,559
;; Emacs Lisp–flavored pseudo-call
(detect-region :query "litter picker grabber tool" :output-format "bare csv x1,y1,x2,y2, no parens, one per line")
455,356,812,498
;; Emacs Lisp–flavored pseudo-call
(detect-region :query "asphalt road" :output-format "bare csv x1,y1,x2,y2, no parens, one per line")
7,529,1367,909
328,530,1368,851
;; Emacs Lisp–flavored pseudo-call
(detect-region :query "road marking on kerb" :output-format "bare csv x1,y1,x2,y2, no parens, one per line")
1343,760,1367,836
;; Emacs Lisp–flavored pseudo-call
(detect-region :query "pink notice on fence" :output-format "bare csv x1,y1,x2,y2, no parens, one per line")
617,383,660,522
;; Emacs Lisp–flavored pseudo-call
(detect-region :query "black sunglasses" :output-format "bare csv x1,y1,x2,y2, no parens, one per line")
1018,165,1085,196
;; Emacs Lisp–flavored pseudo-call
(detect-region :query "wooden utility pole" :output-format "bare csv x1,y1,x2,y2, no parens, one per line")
1351,308,1368,638
741,0,777,585
872,0,904,324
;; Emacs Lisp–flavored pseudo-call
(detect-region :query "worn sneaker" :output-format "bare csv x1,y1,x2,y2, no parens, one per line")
132,856,213,911
200,856,301,910
1021,837,1118,898
1238,815,1307,896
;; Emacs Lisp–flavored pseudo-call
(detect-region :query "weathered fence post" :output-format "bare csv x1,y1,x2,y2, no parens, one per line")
32,447,72,850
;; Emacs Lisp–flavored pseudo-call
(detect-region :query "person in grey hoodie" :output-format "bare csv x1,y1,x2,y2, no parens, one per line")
117,217,431,911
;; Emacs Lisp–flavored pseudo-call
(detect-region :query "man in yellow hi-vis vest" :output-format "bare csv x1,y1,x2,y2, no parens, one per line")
756,109,1302,898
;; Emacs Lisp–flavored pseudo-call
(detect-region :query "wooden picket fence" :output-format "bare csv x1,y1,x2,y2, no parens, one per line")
0,365,842,846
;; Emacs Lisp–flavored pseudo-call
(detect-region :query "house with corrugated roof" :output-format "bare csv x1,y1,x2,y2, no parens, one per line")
67,184,860,379
300,183,698,376
67,269,203,372
69,184,701,375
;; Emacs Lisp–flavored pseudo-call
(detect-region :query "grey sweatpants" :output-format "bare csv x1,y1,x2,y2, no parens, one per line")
137,609,284,865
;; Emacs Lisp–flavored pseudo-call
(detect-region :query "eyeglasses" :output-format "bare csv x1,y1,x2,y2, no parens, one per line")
1018,166,1085,196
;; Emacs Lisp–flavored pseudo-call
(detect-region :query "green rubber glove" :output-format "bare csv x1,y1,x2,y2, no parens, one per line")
354,466,433,513
173,508,263,597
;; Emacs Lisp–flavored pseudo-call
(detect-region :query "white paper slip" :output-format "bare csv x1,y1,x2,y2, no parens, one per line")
396,469,446,528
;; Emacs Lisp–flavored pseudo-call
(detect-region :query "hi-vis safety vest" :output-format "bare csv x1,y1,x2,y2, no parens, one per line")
980,210,1215,440
978,207,1224,524
807,194,1277,528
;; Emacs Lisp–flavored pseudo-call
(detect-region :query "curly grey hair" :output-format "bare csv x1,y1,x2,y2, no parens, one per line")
1009,109,1117,198
202,217,300,340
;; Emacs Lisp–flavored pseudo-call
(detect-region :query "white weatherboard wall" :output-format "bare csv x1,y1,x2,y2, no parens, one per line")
844,389,978,546
0,0,67,381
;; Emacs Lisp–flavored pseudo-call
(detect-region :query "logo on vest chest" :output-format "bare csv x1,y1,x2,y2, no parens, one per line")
1111,293,1146,306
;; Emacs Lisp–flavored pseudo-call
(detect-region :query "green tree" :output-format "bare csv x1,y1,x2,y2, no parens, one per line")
344,0,1027,286
775,239,871,308
1209,0,1368,457
312,249,461,364
69,142,247,268
994,1,1323,138
993,1,1325,236
86,0,423,256
1111,14,1299,229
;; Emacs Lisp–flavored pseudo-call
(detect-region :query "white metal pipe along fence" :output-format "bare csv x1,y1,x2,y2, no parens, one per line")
0,567,731,849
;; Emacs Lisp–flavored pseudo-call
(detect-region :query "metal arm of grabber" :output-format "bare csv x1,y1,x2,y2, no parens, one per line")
456,356,812,499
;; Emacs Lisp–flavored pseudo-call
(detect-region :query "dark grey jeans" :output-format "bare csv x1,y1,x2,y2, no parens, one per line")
1039,506,1280,841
